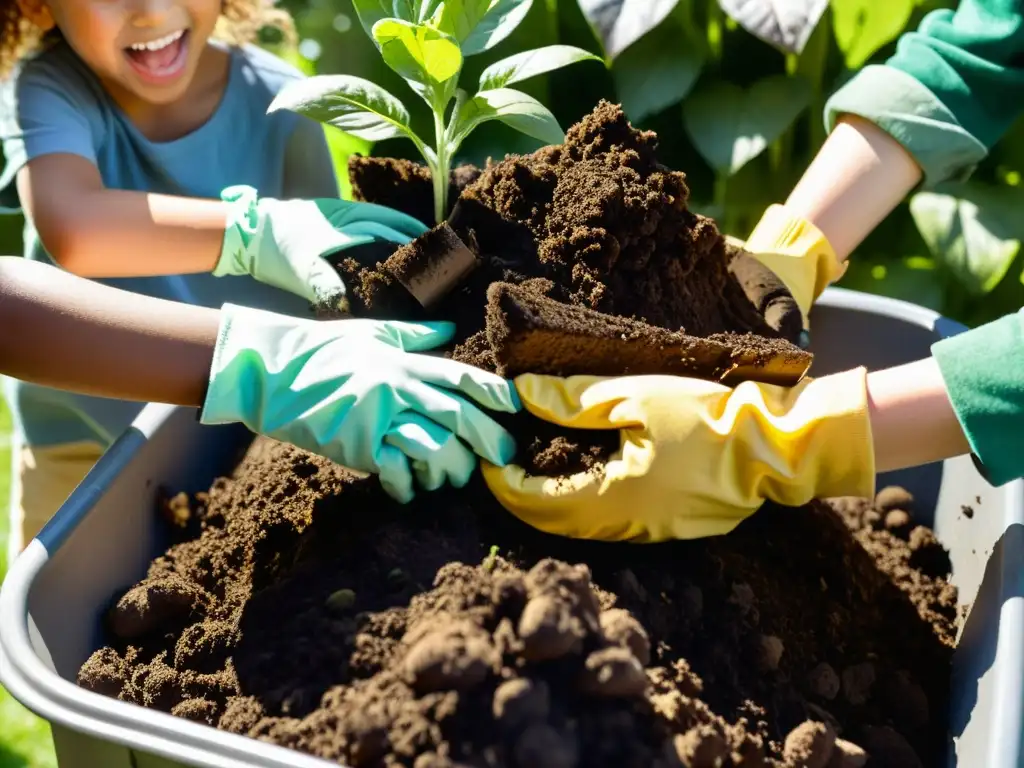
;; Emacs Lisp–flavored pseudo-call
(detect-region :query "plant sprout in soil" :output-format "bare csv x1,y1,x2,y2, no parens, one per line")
268,0,601,224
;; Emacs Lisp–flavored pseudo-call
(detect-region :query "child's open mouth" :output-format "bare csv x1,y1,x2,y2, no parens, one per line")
125,29,190,85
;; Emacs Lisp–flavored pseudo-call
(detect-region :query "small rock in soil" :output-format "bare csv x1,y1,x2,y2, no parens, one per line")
874,486,914,513
807,662,840,701
783,720,836,768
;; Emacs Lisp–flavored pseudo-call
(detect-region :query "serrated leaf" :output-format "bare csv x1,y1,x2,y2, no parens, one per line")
437,0,535,56
577,0,680,60
479,45,602,90
682,76,810,175
910,184,1023,296
831,0,915,69
716,0,828,54
451,87,564,149
612,16,705,123
372,19,463,107
268,74,415,143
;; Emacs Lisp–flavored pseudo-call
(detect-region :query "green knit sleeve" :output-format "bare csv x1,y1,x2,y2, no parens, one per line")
932,309,1024,487
825,0,1024,187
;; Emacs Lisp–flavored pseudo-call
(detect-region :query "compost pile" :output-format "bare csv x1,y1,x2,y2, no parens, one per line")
78,104,958,768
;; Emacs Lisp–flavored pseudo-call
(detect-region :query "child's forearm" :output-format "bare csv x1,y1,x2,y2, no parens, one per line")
0,257,219,405
866,357,970,473
49,189,229,277
18,157,228,277
783,115,923,261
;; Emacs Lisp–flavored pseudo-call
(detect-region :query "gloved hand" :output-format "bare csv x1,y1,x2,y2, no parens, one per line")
737,204,847,335
200,304,521,503
482,371,874,542
215,185,428,305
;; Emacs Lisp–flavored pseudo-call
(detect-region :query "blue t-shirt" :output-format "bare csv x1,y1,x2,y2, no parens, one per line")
0,38,339,447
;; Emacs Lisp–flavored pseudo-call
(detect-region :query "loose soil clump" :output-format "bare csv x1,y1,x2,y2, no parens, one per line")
78,104,957,767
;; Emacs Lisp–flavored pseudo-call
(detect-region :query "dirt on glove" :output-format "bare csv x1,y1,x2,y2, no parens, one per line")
78,103,957,768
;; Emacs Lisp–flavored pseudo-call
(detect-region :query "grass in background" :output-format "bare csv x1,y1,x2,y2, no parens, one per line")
0,397,58,768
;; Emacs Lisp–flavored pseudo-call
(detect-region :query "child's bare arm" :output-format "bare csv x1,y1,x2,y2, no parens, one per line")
17,154,230,277
0,256,218,404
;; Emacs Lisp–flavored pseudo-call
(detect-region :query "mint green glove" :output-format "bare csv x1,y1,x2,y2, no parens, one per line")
215,185,428,304
200,304,521,503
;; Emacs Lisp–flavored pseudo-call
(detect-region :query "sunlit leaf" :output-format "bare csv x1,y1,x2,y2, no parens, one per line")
682,75,811,175
716,0,829,54
268,74,415,143
479,45,602,90
577,0,680,60
831,0,915,69
352,0,395,38
450,87,564,149
910,184,1024,296
372,19,463,106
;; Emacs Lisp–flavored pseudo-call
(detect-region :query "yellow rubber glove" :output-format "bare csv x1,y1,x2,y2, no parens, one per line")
738,204,847,330
482,370,874,543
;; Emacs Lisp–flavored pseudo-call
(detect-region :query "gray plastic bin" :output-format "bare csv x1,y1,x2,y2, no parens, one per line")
2,287,1023,768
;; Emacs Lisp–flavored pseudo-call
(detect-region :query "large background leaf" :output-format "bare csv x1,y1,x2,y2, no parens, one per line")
682,75,810,175
268,74,414,142
831,0,915,69
612,14,705,123
479,45,602,90
716,0,829,54
577,0,681,60
910,184,1024,296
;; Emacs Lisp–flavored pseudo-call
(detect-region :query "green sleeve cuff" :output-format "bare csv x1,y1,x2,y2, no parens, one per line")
824,65,988,188
932,310,1024,487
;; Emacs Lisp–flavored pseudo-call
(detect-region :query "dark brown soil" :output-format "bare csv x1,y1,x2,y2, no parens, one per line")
76,102,957,768
79,443,956,768
336,102,800,477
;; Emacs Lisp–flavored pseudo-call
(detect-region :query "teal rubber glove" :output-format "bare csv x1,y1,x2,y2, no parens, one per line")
215,185,428,305
199,304,521,503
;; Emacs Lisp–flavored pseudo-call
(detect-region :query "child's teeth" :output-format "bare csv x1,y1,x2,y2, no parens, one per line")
129,30,184,52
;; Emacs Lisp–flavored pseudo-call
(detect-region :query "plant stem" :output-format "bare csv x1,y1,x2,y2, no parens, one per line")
432,109,449,224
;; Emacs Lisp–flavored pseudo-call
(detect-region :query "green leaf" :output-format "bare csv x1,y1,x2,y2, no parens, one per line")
910,184,1023,296
372,19,464,107
577,0,680,60
831,0,915,69
682,76,811,175
352,0,394,37
840,255,946,312
268,74,414,143
612,16,705,123
479,45,602,90
437,0,535,56
451,87,564,149
716,0,829,54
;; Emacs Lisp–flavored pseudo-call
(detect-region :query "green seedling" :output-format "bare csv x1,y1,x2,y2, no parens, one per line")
483,544,499,572
269,0,601,224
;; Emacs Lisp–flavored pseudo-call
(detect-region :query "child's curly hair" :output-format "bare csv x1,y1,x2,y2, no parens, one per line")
0,0,295,80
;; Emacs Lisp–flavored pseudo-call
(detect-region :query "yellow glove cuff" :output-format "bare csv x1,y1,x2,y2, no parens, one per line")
745,204,847,322
750,367,875,505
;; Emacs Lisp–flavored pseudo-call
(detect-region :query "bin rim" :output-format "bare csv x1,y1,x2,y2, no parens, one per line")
1,287,1023,768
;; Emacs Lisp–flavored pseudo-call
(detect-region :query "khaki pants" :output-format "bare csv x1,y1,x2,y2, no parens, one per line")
8,438,105,562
